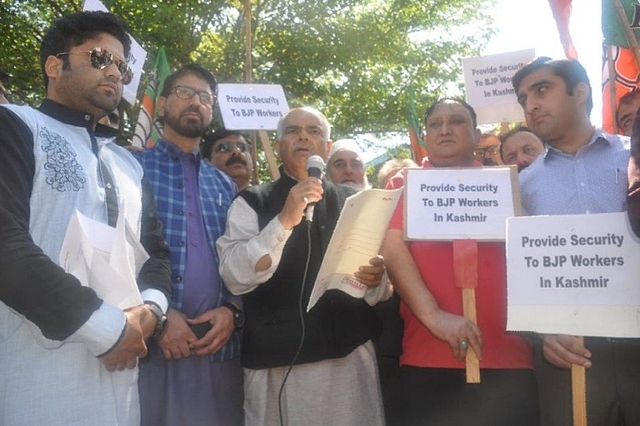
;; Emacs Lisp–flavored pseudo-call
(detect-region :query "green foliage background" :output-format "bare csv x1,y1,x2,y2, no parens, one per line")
0,0,494,179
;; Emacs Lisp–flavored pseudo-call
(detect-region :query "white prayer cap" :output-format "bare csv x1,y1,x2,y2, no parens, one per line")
328,139,363,160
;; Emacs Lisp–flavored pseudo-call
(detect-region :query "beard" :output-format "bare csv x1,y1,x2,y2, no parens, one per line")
89,91,120,115
163,106,210,138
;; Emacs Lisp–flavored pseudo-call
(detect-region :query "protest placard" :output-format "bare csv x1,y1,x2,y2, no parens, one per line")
507,212,640,337
218,84,289,130
404,166,520,241
462,49,535,125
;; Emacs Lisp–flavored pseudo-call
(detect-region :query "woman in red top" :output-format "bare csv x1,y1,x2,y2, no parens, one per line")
382,98,538,426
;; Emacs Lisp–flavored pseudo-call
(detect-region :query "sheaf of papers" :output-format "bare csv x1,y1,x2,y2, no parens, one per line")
307,188,402,311
59,209,147,309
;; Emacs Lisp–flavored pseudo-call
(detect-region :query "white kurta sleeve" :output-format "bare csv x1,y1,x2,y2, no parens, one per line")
363,273,393,306
217,197,292,295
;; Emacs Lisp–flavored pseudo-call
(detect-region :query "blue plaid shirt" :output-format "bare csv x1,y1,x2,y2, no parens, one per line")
135,140,240,361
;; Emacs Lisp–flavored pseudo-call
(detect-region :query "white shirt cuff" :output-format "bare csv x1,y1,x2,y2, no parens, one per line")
68,303,126,357
141,288,169,313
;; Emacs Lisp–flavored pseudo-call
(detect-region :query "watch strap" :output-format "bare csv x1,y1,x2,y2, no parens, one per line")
223,302,244,329
145,301,164,319
144,301,167,339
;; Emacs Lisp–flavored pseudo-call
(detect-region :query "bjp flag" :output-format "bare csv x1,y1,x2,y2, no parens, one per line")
132,47,171,148
408,91,427,164
601,0,640,134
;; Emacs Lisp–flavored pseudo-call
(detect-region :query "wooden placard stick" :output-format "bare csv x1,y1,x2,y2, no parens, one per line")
258,130,281,180
572,336,587,426
453,239,480,383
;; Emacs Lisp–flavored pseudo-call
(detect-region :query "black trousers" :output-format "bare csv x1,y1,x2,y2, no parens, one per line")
397,366,539,426
535,337,640,426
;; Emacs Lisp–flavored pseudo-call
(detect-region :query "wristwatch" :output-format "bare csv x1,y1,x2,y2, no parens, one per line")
223,302,245,330
145,301,167,339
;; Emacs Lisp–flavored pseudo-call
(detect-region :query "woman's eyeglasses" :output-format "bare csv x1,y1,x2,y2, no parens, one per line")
56,47,133,85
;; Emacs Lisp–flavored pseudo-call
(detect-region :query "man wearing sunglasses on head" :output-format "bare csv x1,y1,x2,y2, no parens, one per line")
0,11,171,426
133,64,244,426
202,129,254,191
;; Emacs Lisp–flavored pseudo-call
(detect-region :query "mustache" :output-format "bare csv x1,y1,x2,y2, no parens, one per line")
226,156,247,167
181,106,203,120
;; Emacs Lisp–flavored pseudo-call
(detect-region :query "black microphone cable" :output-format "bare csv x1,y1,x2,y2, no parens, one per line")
278,219,313,426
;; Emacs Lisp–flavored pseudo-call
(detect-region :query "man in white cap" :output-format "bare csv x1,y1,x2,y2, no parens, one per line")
326,138,370,190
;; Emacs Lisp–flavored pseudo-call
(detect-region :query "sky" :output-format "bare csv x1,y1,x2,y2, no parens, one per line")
484,0,602,126
361,0,603,163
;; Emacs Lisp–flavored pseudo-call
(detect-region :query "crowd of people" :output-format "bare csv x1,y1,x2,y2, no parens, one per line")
2,9,640,426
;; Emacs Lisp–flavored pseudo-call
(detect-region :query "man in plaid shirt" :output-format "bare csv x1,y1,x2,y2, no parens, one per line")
134,64,244,426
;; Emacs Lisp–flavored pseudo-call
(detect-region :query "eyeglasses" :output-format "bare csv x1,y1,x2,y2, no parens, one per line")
56,47,133,85
213,141,250,153
170,85,216,106
474,145,501,158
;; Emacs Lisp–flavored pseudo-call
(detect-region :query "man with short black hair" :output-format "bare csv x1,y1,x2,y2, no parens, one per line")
499,126,544,172
474,133,503,165
513,57,633,426
0,11,171,425
0,69,10,104
134,63,244,426
203,129,253,190
617,89,640,136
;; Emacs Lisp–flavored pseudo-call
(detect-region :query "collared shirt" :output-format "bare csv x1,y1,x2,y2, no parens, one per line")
135,139,241,361
518,129,630,215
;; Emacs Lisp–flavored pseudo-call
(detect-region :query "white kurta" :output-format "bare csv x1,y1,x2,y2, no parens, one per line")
0,105,152,425
244,341,384,426
217,193,390,426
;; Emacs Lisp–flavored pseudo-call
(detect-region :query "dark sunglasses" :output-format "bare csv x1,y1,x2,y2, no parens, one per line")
56,47,133,85
214,141,250,153
170,85,216,106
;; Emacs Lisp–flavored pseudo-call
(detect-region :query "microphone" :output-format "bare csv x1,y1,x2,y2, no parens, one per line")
305,155,325,222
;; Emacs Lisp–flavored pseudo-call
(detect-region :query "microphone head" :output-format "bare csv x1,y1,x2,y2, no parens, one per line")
306,155,325,179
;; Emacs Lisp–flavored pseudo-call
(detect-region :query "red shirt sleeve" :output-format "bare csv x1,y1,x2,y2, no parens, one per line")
386,171,405,230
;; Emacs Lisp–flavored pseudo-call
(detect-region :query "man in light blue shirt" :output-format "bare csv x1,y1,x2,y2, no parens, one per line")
513,57,634,426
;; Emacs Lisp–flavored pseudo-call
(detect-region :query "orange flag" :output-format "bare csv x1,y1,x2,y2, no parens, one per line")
132,47,171,148
547,0,578,59
601,1,640,134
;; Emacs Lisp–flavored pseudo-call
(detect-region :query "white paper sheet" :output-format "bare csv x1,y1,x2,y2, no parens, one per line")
59,210,146,309
307,188,402,311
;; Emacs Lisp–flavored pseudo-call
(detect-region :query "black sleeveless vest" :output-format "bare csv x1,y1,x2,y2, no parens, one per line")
238,171,382,369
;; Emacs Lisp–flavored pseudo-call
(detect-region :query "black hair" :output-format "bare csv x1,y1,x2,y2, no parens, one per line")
619,88,640,107
499,125,538,162
201,129,248,160
423,97,478,129
0,69,10,85
512,57,593,114
160,63,218,98
40,11,131,89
